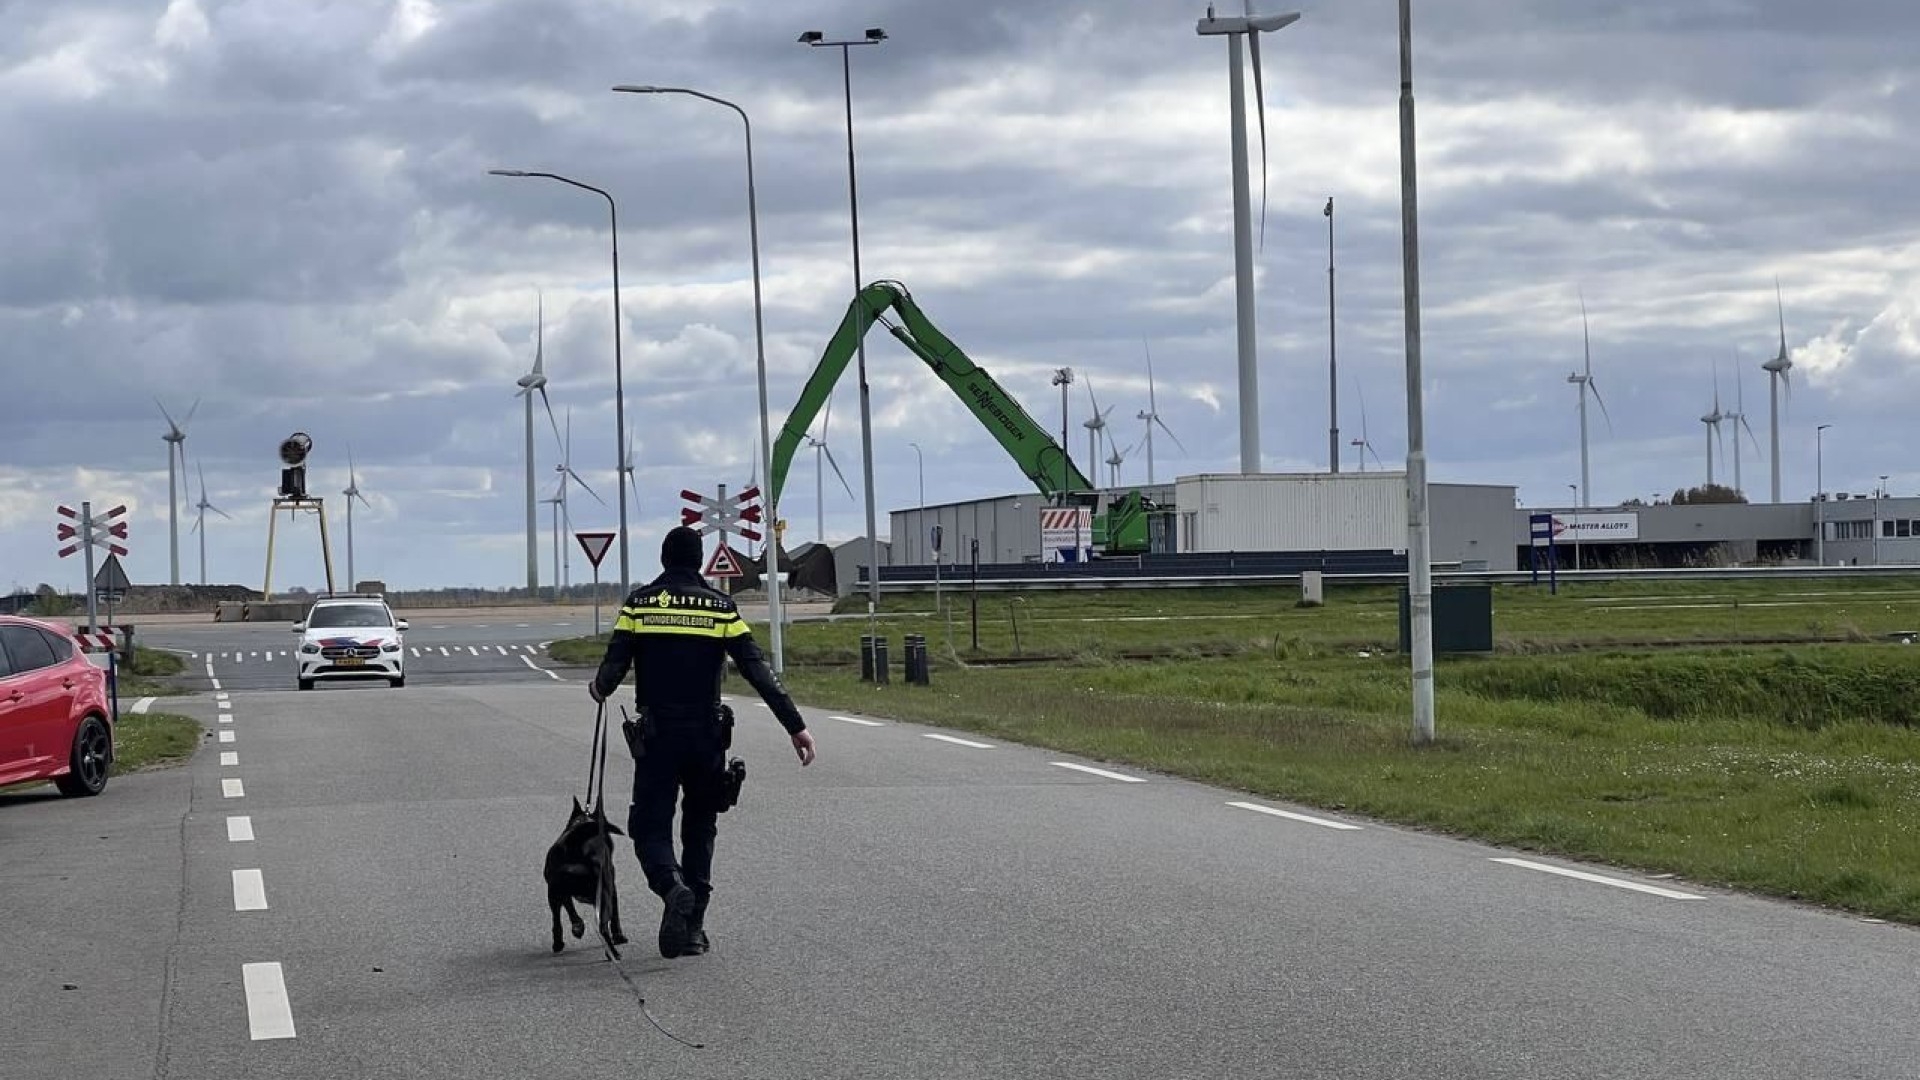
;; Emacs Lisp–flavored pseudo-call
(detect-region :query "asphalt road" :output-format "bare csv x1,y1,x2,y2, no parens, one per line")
6,673,1919,1078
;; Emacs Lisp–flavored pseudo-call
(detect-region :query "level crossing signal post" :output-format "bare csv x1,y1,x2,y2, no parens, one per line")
55,500,129,719
680,483,781,672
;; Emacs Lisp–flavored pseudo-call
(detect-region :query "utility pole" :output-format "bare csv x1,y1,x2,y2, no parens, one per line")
1398,0,1435,747
1326,196,1339,472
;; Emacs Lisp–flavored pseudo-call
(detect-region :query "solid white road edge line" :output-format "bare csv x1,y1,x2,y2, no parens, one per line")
922,733,994,749
218,730,235,743
1227,801,1364,831
1492,857,1705,900
831,715,885,727
1052,762,1147,783
220,751,239,767
131,697,155,715
222,778,244,798
242,962,296,1040
232,868,268,911
227,816,254,842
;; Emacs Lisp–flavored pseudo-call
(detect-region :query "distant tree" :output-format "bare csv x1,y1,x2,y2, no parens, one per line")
1671,484,1747,505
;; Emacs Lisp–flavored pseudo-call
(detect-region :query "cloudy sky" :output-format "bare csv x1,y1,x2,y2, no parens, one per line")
4,0,1916,595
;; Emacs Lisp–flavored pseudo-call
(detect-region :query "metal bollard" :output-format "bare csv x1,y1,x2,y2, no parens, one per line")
860,635,875,683
905,634,929,685
873,637,890,685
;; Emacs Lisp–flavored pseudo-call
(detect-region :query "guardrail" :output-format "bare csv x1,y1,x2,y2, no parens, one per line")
865,563,1920,593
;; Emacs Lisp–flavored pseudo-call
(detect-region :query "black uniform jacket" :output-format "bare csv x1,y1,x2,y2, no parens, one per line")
591,568,806,735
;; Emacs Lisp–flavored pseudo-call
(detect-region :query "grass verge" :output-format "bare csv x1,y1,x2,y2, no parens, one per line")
113,711,202,773
547,635,609,666
114,646,192,699
784,646,1920,925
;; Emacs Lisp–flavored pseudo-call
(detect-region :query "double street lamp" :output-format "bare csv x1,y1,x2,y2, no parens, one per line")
610,84,785,674
800,26,887,625
487,169,632,599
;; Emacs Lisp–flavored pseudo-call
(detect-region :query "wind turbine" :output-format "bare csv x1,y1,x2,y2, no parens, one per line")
156,398,198,586
1083,377,1118,489
807,393,855,546
1762,278,1794,504
1700,362,1726,488
341,447,372,589
1726,360,1762,498
1105,438,1133,488
515,293,562,592
551,408,604,591
542,491,565,602
1136,341,1186,486
1196,3,1300,475
1565,296,1612,508
189,462,230,586
1348,380,1384,471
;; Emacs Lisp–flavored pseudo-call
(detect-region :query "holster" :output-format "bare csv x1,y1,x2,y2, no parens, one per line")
620,708,653,760
717,757,747,813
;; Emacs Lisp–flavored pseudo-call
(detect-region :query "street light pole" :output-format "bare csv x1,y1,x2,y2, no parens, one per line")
488,169,631,598
1816,423,1831,566
1326,195,1339,473
801,27,888,626
1397,0,1435,746
909,440,924,562
611,85,786,674
1877,474,1889,566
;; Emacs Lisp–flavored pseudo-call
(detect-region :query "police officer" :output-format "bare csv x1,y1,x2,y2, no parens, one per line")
589,526,815,959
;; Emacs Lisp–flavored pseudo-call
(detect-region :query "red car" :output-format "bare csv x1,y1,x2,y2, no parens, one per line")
0,615,114,796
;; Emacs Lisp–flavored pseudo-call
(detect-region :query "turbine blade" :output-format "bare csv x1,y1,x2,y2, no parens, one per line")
190,515,202,534
1580,292,1593,379
1589,382,1613,434
181,397,200,432
1248,27,1270,250
538,387,562,450
534,290,546,375
1155,415,1188,454
1143,339,1158,411
211,505,232,520
156,397,180,435
822,444,856,500
567,468,605,505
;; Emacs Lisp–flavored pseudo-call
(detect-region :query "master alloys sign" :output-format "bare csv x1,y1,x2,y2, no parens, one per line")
1532,512,1640,546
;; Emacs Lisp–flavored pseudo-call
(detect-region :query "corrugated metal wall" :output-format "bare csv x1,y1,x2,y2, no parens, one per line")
1175,473,1408,552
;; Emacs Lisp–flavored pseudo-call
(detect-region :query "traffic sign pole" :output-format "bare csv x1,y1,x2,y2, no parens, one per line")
681,482,781,672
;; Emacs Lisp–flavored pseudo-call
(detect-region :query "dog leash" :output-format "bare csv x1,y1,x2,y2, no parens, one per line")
588,700,706,1050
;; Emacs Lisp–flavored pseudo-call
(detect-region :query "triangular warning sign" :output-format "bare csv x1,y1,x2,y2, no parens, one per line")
93,553,132,593
703,543,744,579
574,532,615,569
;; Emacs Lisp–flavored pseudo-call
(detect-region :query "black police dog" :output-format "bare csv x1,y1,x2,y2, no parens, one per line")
544,798,628,955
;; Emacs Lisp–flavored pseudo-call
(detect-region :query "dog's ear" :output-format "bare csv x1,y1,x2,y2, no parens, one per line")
604,822,626,836
571,796,585,817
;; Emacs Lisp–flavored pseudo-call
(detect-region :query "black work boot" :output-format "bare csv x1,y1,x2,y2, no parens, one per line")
659,879,697,959
684,895,711,956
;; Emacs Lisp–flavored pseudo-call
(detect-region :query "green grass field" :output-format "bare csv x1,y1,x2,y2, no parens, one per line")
113,712,202,773
116,646,191,699
550,576,1920,922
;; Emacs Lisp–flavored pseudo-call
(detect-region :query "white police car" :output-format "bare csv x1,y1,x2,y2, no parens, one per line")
292,595,409,691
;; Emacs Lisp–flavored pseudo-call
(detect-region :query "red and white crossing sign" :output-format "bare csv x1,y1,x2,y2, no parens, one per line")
56,503,129,559
679,485,763,543
702,543,744,579
574,531,615,569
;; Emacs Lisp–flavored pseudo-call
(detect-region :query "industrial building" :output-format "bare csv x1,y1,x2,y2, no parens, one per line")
841,475,1920,594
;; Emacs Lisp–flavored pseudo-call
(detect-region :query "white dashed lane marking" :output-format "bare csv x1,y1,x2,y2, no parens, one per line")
831,715,884,727
232,869,268,911
1052,762,1147,783
242,962,296,1040
227,816,254,842
1492,858,1705,900
222,778,244,798
1227,801,1363,831
218,701,232,711
922,733,994,749
218,730,235,744
131,697,155,715
220,751,239,766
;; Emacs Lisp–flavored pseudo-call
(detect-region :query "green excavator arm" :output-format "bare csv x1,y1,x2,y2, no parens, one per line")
769,281,1094,508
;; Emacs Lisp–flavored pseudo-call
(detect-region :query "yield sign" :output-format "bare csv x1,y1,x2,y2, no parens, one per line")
574,531,616,569
703,543,744,579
